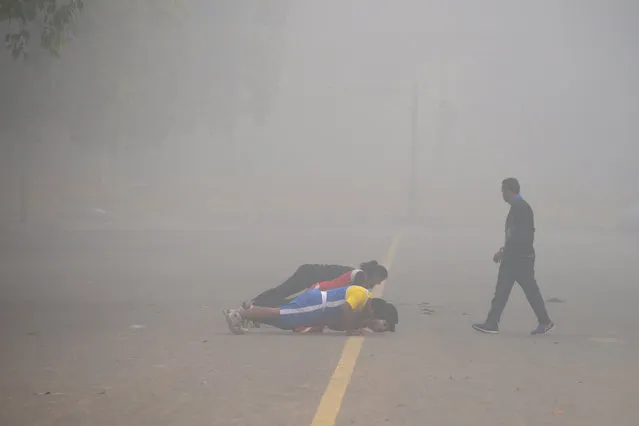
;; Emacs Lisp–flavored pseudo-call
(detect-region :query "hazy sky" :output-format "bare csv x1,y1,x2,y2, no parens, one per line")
268,1,639,190
1,0,637,224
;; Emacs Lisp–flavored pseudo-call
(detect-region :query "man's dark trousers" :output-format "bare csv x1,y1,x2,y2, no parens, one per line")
485,256,551,327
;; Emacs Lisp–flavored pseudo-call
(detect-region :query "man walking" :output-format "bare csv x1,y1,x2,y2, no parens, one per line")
473,178,555,335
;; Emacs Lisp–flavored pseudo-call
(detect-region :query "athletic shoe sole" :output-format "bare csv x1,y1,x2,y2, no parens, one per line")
472,324,499,334
531,322,555,335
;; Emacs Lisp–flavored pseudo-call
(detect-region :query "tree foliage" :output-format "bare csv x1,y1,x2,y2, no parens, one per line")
1,0,84,59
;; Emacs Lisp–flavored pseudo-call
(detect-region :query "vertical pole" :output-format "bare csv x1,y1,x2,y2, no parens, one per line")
19,136,29,223
408,82,419,221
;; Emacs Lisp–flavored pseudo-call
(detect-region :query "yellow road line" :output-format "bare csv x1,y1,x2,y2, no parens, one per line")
309,232,401,426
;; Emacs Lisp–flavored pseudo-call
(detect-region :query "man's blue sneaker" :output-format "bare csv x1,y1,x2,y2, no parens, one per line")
531,322,555,335
472,323,499,334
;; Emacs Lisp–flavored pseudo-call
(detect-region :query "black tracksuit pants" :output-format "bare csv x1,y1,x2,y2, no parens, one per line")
250,264,353,308
485,256,551,327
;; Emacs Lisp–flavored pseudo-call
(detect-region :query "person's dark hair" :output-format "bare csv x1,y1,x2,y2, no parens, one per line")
370,297,385,313
359,260,388,281
370,298,399,332
502,177,520,194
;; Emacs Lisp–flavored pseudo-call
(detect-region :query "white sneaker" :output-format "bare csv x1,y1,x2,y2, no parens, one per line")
223,309,247,335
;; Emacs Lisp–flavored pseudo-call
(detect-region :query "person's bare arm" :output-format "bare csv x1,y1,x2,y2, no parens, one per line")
341,303,356,329
338,300,374,335
353,301,373,327
326,314,373,333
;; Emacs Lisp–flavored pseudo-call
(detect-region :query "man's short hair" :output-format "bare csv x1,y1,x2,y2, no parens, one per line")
502,177,520,194
371,298,399,332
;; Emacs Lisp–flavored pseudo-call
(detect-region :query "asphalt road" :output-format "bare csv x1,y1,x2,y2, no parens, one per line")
1,227,638,426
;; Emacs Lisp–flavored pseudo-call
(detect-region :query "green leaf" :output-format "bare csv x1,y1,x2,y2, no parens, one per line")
2,0,85,59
